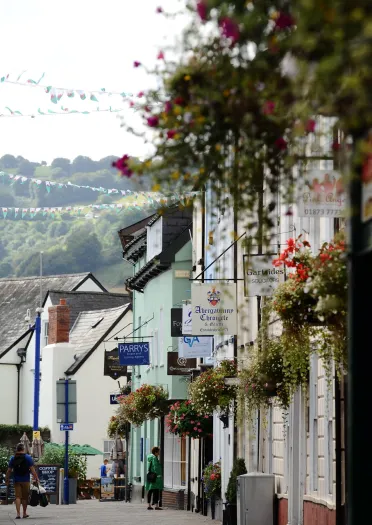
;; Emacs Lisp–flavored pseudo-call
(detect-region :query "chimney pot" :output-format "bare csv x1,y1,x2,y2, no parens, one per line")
48,300,70,344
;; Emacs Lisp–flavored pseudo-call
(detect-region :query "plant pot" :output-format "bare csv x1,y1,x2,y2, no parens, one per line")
68,478,77,504
225,503,237,525
210,495,216,520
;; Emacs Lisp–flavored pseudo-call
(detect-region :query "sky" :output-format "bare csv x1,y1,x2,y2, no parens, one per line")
0,0,190,164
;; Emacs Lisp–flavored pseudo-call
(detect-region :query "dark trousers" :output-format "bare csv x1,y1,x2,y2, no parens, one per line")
147,488,159,506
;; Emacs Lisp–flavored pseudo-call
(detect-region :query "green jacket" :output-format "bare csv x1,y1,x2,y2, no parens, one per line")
145,453,163,491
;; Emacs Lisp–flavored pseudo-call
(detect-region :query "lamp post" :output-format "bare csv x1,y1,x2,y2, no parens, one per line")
33,308,43,432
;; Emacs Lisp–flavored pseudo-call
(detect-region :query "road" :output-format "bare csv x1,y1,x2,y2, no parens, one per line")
0,500,221,524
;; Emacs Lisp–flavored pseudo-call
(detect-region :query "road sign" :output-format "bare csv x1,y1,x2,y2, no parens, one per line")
56,380,77,423
118,342,150,366
110,394,119,405
60,423,73,431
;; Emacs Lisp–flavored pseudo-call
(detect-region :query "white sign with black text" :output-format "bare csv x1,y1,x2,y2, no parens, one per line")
191,283,237,336
243,255,285,297
178,336,213,358
182,304,193,334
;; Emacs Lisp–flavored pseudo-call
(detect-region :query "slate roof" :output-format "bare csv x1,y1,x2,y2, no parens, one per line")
48,290,129,330
0,273,107,358
65,303,132,375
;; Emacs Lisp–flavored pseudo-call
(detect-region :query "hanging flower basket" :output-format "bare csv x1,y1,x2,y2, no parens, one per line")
107,416,129,439
202,461,221,500
166,400,213,439
117,384,169,427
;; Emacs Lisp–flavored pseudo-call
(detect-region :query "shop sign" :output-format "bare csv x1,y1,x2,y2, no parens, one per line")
104,349,128,379
182,304,192,334
178,336,213,358
118,342,150,366
243,255,285,297
171,308,182,337
191,283,237,336
297,169,345,217
167,352,196,375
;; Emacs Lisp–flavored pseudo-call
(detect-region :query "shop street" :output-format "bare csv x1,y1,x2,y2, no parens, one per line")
0,501,221,525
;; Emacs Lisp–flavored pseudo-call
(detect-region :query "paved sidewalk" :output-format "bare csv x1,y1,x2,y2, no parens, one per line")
0,500,221,525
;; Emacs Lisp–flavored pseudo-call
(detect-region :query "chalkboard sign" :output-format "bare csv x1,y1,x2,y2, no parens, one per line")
35,465,59,497
0,477,15,503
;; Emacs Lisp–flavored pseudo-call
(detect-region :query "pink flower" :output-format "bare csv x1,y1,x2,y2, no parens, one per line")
112,155,133,178
133,61,141,68
129,101,135,107
306,119,316,133
263,101,275,115
137,91,144,98
219,17,240,43
165,101,173,113
196,1,207,22
275,12,295,30
167,129,177,139
156,6,163,13
194,427,198,431
191,421,195,424
147,116,159,127
198,429,202,433
275,137,288,150
157,51,165,60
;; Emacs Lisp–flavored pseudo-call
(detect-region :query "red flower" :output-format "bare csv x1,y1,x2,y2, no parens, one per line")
196,1,207,22
210,473,216,481
332,141,341,151
157,51,165,60
286,238,295,251
137,91,144,98
263,101,275,115
112,155,133,178
147,116,159,127
275,137,288,150
156,6,163,13
306,119,316,133
133,61,141,68
167,129,177,139
275,12,295,30
219,17,240,43
303,240,311,248
174,96,185,106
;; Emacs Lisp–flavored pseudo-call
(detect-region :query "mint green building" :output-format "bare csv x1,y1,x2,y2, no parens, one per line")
118,208,193,506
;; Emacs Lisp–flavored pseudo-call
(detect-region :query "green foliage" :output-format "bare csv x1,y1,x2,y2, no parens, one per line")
166,401,213,439
107,416,130,439
117,385,169,427
38,445,87,480
189,360,238,415
0,445,11,474
0,424,49,443
225,458,247,504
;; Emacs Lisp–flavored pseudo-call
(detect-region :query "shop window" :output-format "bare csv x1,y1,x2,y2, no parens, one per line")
164,425,188,489
103,440,115,462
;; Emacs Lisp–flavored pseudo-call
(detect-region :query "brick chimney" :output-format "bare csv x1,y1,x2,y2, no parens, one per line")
48,298,70,344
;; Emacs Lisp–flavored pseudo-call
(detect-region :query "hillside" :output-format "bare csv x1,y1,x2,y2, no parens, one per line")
0,154,155,290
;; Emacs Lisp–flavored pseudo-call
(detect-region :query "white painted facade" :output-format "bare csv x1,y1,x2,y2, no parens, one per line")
39,309,133,478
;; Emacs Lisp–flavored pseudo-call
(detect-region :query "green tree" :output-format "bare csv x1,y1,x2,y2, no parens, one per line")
0,154,17,169
51,157,71,173
66,232,102,271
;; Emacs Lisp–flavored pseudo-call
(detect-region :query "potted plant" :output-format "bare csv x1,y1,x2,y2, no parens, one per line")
202,461,221,520
165,400,213,439
225,458,247,525
189,360,238,416
118,384,168,427
107,416,129,439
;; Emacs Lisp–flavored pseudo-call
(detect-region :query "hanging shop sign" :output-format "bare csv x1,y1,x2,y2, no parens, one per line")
178,336,213,359
104,349,128,379
243,255,285,297
167,352,196,375
118,342,150,366
297,169,345,217
362,137,372,224
182,304,192,335
191,283,237,336
170,308,183,337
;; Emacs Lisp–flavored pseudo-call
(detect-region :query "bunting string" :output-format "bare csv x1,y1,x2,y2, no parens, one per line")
0,71,163,104
0,171,198,202
0,106,127,118
0,202,147,219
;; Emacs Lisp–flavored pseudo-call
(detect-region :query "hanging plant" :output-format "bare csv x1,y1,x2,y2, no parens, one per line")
202,461,221,500
189,359,238,415
166,400,213,439
107,416,129,439
117,384,169,427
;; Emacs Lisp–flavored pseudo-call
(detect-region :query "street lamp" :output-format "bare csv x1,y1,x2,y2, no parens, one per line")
33,307,44,432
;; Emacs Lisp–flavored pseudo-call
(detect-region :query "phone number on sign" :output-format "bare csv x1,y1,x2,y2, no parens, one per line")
251,278,279,284
304,209,343,216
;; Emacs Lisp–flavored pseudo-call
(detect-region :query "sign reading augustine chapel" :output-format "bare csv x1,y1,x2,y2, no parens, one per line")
191,283,237,336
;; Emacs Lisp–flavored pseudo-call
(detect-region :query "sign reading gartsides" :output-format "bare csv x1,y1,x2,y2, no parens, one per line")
119,342,150,366
191,283,237,336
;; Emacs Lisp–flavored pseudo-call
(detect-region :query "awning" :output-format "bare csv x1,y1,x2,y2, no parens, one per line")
46,443,103,456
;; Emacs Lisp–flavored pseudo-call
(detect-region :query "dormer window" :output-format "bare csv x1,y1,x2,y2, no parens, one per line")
146,217,163,261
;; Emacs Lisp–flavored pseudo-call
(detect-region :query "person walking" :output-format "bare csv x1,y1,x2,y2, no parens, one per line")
145,446,163,510
5,443,39,519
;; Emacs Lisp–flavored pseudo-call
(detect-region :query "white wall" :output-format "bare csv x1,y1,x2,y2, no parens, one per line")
0,362,19,424
20,276,107,426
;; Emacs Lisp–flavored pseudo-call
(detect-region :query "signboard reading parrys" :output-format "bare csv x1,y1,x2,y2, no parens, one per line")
243,255,285,297
191,283,237,336
297,169,345,217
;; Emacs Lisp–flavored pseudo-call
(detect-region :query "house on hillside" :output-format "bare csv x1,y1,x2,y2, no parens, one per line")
40,299,132,478
0,273,128,426
119,207,194,507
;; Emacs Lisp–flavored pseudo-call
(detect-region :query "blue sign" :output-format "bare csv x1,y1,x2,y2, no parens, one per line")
110,394,119,405
118,342,150,366
60,423,73,431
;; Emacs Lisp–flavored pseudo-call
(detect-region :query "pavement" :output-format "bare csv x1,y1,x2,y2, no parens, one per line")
0,500,221,525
